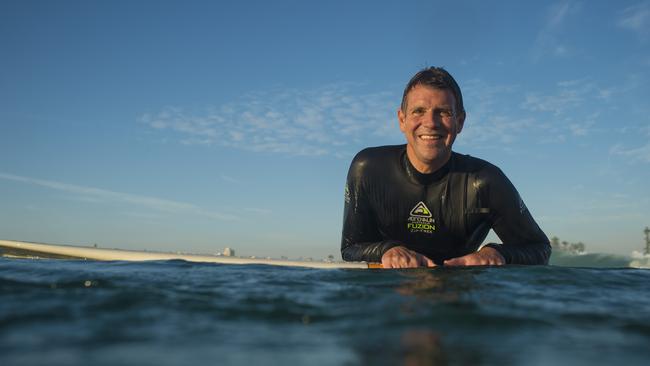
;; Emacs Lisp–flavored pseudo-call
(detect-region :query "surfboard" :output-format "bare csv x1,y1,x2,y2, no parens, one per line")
0,239,381,269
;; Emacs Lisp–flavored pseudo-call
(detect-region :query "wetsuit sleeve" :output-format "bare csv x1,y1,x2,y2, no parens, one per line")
483,168,551,265
340,153,403,262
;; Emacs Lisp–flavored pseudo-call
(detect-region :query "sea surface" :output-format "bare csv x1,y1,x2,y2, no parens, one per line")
1,251,650,366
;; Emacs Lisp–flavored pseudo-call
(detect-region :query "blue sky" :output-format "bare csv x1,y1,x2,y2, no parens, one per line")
1,0,649,259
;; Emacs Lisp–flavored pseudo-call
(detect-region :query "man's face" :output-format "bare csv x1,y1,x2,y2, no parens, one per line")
398,85,465,173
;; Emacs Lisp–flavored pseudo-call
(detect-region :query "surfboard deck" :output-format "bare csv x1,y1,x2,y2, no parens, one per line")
0,239,379,269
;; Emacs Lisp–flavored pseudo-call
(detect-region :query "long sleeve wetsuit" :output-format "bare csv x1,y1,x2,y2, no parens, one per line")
341,145,551,265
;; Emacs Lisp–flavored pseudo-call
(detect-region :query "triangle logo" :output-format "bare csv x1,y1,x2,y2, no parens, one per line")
410,201,432,217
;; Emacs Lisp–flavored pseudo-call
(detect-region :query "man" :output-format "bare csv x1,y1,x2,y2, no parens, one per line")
341,67,550,268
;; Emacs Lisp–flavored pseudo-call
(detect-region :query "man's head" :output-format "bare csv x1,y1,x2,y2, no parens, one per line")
400,67,464,114
398,67,465,174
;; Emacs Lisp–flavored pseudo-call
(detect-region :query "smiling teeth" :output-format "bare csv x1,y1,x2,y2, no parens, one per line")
420,135,442,140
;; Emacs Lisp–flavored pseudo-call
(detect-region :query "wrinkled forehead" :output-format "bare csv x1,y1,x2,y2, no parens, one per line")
403,85,457,110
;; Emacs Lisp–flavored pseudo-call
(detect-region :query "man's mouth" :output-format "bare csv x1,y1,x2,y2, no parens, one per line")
418,133,445,141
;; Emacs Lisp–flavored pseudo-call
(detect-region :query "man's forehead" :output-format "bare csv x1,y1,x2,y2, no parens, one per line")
406,85,456,105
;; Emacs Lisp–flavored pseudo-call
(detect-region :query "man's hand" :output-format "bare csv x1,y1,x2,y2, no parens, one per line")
381,246,436,269
443,246,506,267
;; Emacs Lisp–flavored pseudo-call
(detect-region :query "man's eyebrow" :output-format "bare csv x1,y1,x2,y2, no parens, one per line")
409,103,453,110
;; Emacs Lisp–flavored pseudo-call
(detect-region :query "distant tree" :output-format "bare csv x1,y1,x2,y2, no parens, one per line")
550,236,560,248
550,236,587,254
566,242,581,253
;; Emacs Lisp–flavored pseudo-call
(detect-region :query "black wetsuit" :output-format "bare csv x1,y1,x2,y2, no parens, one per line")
341,145,551,265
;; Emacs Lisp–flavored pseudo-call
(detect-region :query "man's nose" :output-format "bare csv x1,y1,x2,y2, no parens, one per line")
422,111,441,129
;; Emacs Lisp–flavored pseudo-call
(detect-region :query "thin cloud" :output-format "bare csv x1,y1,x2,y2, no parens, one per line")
140,83,401,157
459,79,532,146
569,119,596,137
458,78,610,148
548,2,572,28
521,79,603,116
610,143,650,163
520,79,612,142
459,115,536,146
220,175,241,184
642,125,650,137
142,76,626,154
520,76,647,142
460,79,574,147
0,172,238,221
531,2,581,61
243,207,272,215
618,1,650,39
610,124,650,162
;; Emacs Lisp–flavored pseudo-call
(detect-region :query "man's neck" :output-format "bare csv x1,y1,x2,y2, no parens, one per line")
405,147,452,174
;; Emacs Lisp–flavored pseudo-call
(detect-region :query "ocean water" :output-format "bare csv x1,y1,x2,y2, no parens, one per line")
1,252,650,366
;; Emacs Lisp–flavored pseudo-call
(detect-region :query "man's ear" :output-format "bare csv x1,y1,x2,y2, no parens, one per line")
398,108,406,133
456,111,466,134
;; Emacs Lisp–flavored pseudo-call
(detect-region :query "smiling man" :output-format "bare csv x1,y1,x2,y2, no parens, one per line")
341,67,550,268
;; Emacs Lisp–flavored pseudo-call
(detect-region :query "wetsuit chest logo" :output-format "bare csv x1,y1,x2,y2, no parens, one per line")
407,201,436,234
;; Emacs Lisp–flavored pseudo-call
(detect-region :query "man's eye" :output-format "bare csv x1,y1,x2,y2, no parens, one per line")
412,108,425,115
439,109,454,117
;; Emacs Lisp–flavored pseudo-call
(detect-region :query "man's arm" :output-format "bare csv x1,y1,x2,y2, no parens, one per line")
340,153,402,262
444,246,505,266
482,167,551,265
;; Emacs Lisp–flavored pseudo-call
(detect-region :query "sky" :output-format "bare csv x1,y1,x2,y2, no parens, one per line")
1,0,649,259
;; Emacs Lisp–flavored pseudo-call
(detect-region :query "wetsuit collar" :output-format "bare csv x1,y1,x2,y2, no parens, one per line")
402,148,453,185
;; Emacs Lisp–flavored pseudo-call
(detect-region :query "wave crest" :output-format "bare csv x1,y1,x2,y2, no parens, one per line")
549,250,650,269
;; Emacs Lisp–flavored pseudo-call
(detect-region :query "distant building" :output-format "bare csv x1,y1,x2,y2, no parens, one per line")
223,247,234,257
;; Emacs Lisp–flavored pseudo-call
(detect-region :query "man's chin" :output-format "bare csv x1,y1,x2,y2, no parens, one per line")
420,148,451,163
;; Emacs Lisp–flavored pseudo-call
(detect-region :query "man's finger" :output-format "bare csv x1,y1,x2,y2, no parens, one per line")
424,257,436,267
417,255,436,267
443,256,466,266
381,247,434,268
381,256,395,269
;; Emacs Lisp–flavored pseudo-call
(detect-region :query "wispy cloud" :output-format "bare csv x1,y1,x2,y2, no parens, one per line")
459,114,536,146
618,1,650,39
243,207,272,215
609,125,650,162
610,142,650,163
519,75,641,140
569,118,597,137
458,78,603,148
141,75,632,154
521,79,603,116
642,125,650,137
459,80,534,146
140,83,401,157
220,174,241,184
539,188,648,224
531,2,581,61
520,79,613,140
0,172,239,220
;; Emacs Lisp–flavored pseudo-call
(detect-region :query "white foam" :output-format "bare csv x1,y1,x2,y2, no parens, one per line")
628,251,650,269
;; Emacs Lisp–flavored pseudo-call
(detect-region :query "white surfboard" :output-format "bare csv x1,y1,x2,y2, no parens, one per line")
0,239,380,269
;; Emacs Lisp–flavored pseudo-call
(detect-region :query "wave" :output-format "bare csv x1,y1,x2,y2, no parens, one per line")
628,251,650,269
549,250,650,269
